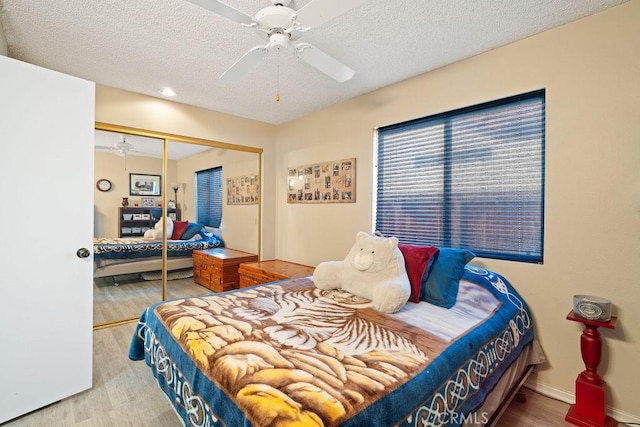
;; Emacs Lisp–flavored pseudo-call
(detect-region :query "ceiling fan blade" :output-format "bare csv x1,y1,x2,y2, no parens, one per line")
220,45,269,82
295,0,367,28
295,43,355,82
185,0,254,26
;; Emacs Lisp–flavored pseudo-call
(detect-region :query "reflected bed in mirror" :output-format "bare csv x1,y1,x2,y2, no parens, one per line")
93,124,262,328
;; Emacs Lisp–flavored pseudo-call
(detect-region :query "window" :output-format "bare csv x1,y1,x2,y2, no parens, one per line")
195,166,223,228
375,90,545,263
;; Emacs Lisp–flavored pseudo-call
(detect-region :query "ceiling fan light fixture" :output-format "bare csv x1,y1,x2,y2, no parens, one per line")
158,88,176,97
256,6,297,37
268,32,290,51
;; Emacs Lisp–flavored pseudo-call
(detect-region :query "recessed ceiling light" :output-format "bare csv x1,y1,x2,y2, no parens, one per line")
159,88,176,97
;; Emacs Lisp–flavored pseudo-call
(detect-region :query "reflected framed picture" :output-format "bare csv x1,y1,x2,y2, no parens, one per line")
129,173,161,196
141,197,155,208
227,173,260,205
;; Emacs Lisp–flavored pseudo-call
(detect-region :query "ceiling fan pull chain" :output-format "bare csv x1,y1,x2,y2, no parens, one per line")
276,59,281,102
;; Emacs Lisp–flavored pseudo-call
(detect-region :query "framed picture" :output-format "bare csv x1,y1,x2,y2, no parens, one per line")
287,158,355,204
129,173,161,196
141,197,155,207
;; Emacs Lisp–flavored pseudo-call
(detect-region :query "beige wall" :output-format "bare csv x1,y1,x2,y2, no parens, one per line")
94,86,277,258
274,1,640,420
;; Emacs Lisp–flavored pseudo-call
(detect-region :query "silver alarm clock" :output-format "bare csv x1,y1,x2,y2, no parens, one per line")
573,295,612,321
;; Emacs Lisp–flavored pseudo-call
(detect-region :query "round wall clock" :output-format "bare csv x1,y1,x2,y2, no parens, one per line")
96,178,113,192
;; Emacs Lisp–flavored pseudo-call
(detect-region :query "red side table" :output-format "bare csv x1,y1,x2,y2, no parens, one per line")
565,310,617,427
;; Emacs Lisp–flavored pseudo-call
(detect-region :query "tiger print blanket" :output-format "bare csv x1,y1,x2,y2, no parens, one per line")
130,268,534,426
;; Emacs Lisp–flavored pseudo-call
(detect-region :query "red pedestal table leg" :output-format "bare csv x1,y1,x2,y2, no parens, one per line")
565,311,617,427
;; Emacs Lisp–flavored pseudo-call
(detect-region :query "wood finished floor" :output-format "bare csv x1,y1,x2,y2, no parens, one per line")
4,318,578,426
494,392,578,427
94,273,211,325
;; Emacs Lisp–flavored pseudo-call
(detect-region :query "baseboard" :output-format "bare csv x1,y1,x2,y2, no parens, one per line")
524,380,640,425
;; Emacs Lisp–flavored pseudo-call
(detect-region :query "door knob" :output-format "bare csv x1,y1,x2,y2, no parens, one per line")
76,248,91,258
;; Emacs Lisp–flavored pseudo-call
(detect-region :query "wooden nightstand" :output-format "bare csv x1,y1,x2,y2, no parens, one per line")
193,248,258,292
238,259,315,288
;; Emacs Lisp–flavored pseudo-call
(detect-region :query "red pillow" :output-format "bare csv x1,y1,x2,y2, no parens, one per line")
171,220,190,240
398,244,440,303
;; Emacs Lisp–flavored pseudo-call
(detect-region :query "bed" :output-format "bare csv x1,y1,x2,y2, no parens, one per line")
129,264,545,426
93,228,224,279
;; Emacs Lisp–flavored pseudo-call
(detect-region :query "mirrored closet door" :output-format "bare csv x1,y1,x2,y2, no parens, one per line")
93,123,262,328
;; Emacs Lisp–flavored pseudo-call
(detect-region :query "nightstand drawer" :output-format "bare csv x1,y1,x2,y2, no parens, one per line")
238,260,314,288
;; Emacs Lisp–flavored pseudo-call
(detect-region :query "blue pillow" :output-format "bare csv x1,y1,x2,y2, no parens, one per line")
420,247,475,308
180,222,203,240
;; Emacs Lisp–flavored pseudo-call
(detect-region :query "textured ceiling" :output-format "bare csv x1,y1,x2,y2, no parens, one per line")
0,0,627,125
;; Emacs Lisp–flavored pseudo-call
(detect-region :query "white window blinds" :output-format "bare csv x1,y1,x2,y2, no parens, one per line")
196,166,223,228
375,90,545,263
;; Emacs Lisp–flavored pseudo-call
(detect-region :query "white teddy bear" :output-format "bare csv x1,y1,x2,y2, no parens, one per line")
312,231,411,313
143,216,174,240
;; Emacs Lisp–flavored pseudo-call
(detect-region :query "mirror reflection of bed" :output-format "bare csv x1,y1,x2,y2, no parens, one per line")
93,126,261,328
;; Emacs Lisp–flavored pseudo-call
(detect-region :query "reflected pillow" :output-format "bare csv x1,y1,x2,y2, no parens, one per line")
171,220,189,240
180,222,203,240
421,247,475,308
398,244,439,303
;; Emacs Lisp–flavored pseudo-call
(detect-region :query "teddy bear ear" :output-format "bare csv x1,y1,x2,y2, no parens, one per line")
387,236,399,248
356,231,370,241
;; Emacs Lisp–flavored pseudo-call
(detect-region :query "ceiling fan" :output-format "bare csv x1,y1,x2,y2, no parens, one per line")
95,135,156,157
187,0,366,82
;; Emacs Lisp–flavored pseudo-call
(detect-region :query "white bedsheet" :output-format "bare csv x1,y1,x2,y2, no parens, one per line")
392,279,500,342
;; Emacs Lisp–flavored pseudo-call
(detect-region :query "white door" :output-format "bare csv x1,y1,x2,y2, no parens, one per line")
0,56,94,423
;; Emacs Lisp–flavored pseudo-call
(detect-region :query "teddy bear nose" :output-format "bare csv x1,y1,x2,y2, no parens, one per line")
353,252,373,270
